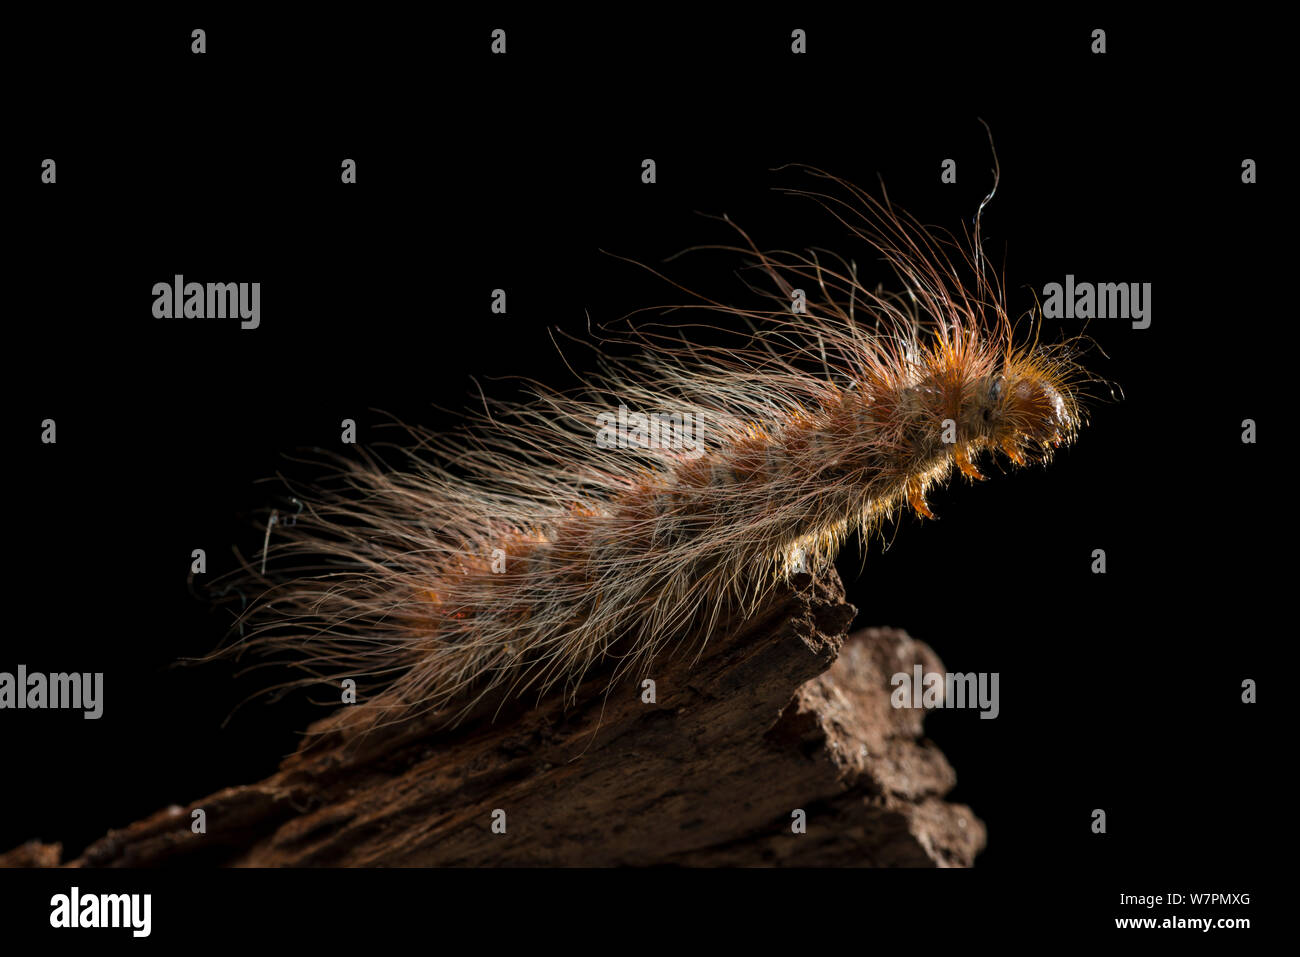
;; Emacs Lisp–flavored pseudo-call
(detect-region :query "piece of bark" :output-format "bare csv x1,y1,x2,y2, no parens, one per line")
8,569,985,867
0,840,62,868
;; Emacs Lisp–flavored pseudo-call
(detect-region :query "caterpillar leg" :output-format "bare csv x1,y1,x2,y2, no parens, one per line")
907,479,935,520
954,445,986,481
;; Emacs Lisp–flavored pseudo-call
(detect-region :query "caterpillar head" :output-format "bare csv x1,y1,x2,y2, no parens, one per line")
972,364,1079,467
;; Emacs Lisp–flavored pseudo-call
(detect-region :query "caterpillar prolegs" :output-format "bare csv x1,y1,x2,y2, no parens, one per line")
220,164,1092,730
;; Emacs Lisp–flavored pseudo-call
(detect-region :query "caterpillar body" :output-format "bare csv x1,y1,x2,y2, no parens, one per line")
223,165,1090,730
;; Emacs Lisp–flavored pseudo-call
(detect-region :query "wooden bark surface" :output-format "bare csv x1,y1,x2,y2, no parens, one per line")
3,570,985,867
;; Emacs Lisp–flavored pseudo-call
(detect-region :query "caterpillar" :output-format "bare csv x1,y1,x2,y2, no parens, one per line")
217,161,1092,731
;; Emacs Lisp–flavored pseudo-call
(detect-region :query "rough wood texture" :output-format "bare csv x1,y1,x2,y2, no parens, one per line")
8,570,985,867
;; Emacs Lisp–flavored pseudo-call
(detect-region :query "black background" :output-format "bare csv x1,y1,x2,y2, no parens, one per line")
3,10,1281,942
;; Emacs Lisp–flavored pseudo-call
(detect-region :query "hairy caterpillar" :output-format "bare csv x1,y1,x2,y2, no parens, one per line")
217,162,1092,731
